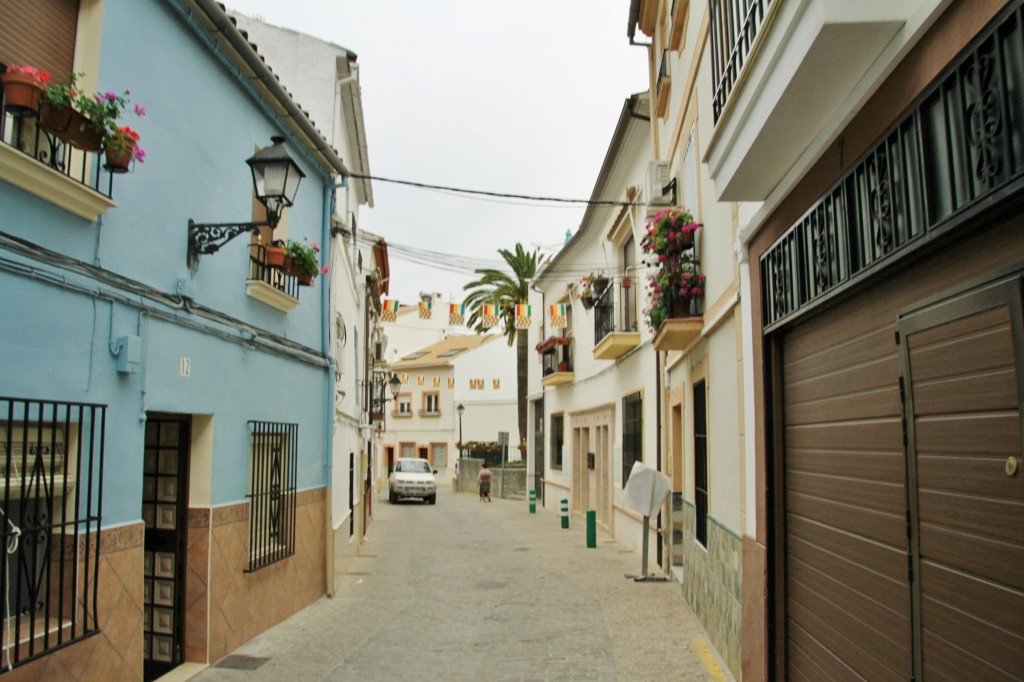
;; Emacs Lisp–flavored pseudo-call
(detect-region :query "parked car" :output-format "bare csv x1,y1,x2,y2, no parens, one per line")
389,458,437,504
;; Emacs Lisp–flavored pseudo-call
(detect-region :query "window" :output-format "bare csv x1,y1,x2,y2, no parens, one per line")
422,392,440,415
400,442,415,458
247,421,298,571
396,394,412,416
0,398,105,670
694,381,708,547
431,443,447,469
622,235,638,332
550,413,564,470
622,393,643,484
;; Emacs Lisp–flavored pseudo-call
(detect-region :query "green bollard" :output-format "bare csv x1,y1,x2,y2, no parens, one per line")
529,489,536,514
561,498,569,529
586,509,596,548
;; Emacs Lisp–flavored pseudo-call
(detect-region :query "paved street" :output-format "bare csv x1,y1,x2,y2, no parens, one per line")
193,481,734,681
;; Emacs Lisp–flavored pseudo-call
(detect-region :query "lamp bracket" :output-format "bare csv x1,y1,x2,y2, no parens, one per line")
187,218,274,273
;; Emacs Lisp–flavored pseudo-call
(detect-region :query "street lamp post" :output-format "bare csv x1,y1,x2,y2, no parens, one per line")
456,403,465,459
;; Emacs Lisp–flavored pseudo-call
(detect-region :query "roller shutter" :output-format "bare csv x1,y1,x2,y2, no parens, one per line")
0,0,78,79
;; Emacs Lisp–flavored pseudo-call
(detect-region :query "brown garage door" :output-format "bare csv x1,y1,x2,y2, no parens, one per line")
899,278,1024,681
781,290,912,681
780,266,1024,680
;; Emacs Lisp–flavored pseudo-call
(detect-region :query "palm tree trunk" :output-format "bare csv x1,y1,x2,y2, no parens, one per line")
516,330,528,448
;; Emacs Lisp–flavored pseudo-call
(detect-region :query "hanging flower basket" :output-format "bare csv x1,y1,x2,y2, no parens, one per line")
1,68,48,116
592,276,609,296
580,294,595,310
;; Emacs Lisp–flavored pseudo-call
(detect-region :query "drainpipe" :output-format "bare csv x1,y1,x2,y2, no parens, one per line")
323,179,347,487
655,348,663,568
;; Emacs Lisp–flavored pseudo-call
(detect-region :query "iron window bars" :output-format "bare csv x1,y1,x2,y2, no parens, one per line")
0,397,105,670
246,421,297,572
710,0,774,123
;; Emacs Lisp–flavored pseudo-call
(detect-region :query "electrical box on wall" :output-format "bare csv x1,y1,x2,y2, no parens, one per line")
116,335,141,374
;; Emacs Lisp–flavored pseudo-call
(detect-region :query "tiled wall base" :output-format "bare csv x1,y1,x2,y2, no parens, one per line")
673,499,742,679
4,523,145,682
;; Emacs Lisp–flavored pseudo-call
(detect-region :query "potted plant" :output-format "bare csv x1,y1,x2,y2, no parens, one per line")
265,239,289,269
76,87,146,159
643,252,705,333
642,208,699,254
578,272,607,309
285,239,328,286
103,125,145,173
1,65,50,116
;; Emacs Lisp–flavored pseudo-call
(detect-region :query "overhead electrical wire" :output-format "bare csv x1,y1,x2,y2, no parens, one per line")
348,172,636,207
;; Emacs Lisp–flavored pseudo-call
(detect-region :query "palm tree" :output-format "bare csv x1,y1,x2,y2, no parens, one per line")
463,243,541,451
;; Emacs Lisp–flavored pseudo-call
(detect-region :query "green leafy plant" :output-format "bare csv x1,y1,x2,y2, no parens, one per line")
75,87,147,159
643,252,705,333
286,239,327,279
42,72,82,108
641,207,699,254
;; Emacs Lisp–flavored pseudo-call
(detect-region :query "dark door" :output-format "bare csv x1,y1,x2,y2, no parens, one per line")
899,277,1024,680
142,415,190,681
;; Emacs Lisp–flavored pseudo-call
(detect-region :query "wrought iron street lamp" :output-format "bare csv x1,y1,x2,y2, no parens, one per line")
187,135,306,272
388,372,402,399
456,403,465,459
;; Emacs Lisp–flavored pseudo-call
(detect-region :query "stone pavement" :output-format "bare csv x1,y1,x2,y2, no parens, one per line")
190,481,735,681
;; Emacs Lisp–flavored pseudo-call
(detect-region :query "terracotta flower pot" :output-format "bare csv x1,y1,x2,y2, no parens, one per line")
297,271,313,286
1,72,44,116
104,141,135,173
265,246,288,268
39,102,74,133
59,108,102,151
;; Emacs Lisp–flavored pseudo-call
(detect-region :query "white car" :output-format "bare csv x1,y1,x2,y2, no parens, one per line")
388,458,437,504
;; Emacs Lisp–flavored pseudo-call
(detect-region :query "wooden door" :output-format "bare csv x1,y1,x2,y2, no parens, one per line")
899,277,1024,680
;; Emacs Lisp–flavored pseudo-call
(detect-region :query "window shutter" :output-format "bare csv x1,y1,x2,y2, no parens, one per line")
0,0,79,80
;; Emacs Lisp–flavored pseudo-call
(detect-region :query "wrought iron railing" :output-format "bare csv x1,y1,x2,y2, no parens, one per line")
0,397,105,670
0,89,113,198
710,0,774,122
248,244,301,299
761,1,1024,328
593,277,639,345
246,421,297,572
540,339,573,376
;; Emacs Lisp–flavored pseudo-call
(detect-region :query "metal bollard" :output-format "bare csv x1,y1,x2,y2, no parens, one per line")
561,498,569,529
586,509,596,548
529,489,536,514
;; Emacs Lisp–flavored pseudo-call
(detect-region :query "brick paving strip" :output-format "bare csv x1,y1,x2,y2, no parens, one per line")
191,482,733,681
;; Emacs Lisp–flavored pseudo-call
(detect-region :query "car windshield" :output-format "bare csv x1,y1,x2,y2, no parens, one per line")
396,460,431,473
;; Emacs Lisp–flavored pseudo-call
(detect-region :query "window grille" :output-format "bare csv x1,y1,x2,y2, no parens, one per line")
694,381,708,547
622,393,643,484
246,421,297,572
0,397,105,670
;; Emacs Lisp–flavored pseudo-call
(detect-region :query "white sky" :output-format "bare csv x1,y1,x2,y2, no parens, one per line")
224,1,649,303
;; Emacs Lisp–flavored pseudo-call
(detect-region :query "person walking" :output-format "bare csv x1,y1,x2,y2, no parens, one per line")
477,462,492,502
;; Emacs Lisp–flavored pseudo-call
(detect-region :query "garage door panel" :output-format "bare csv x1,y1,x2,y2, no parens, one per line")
787,492,906,546
785,420,902,452
787,515,907,579
922,630,1020,682
787,470,905,514
922,560,1024,642
909,367,1017,415
784,356,899,406
914,413,1020,456
788,622,874,682
788,534,908,616
786,578,910,681
919,487,1023,546
784,321,895,379
786,447,904,482
784,387,900,424
905,306,1012,379
918,522,1024,586
916,452,1022,501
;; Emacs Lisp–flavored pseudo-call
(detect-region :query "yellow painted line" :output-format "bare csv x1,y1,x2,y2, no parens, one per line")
693,636,728,681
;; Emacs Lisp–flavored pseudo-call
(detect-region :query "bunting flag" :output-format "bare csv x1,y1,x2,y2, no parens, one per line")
549,304,566,328
400,372,408,384
416,375,424,386
482,303,500,328
514,304,532,329
433,376,440,387
493,379,500,389
447,378,455,388
381,299,399,322
418,300,432,319
449,303,466,326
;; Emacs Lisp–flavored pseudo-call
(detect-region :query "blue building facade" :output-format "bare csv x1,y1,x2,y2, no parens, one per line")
0,1,349,679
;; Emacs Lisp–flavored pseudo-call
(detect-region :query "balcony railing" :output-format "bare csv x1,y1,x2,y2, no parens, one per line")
0,397,105,671
710,0,774,122
248,244,301,299
0,89,113,198
539,338,574,386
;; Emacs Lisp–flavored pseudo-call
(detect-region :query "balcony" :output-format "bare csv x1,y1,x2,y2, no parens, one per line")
655,49,671,119
538,337,574,387
593,278,640,361
652,293,703,352
0,90,117,220
246,244,301,312
706,0,927,201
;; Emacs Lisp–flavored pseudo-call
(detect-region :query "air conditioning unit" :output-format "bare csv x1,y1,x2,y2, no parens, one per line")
645,161,672,206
